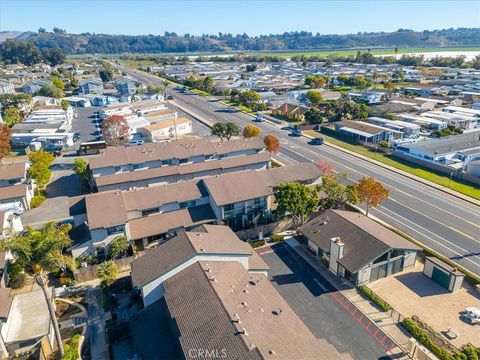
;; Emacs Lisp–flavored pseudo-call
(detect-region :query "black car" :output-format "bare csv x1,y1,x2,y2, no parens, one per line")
311,137,325,145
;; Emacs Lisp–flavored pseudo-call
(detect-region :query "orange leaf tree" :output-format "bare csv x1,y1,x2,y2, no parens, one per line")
264,134,280,154
355,177,389,216
315,159,334,175
243,124,261,138
102,115,130,146
0,124,11,160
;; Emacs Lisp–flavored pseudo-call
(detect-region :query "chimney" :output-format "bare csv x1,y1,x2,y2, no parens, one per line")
329,237,345,275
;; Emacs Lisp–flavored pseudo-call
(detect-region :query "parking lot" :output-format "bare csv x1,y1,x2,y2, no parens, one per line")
258,242,391,360
73,107,102,143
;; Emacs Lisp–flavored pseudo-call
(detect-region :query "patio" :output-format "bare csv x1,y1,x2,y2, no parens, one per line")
368,262,480,348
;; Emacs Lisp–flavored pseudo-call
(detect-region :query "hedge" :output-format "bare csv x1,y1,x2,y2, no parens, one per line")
62,333,81,360
358,285,391,312
249,240,266,248
271,234,284,243
402,317,480,360
30,195,46,208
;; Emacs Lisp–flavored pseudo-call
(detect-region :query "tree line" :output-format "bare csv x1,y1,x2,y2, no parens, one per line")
0,39,66,66
19,27,480,54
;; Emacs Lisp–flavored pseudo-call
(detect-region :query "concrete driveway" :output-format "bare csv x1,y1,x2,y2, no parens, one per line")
259,242,389,360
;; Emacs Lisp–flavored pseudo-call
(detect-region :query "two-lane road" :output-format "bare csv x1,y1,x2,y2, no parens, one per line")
126,68,480,276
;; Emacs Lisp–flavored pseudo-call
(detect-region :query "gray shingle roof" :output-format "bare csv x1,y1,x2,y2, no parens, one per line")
300,209,420,273
163,262,264,360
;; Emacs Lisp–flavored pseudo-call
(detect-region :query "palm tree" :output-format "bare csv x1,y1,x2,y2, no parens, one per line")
1,222,75,357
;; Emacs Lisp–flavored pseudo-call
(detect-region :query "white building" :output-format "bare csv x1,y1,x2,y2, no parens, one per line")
138,118,192,142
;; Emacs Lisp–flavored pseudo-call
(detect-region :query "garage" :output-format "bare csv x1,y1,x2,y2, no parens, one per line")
423,257,464,292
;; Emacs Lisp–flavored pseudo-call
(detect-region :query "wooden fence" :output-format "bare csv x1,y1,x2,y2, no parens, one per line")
74,256,134,283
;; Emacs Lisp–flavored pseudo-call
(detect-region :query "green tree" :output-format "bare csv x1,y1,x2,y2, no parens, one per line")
41,48,65,66
211,122,239,141
274,182,319,230
305,90,323,105
97,261,118,285
224,122,239,140
202,76,214,92
355,177,389,216
73,158,88,179
304,108,323,125
38,84,63,98
304,75,326,88
2,107,20,127
0,39,42,66
238,90,261,108
317,174,358,209
99,68,113,82
61,99,70,111
51,77,65,91
0,93,32,110
108,236,129,259
1,222,75,358
28,150,55,187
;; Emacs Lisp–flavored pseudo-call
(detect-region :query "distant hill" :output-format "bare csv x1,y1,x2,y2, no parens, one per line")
0,31,34,43
6,28,480,54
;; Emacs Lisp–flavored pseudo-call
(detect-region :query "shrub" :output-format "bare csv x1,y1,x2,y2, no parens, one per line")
249,240,266,248
358,285,391,312
62,333,81,360
271,234,284,243
30,194,46,208
8,273,25,289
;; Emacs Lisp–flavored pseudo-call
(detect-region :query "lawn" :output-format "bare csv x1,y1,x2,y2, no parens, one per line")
304,130,480,200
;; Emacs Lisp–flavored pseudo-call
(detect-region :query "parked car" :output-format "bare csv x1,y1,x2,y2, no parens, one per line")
166,95,174,100
290,129,303,136
311,137,325,145
0,201,24,215
128,139,145,146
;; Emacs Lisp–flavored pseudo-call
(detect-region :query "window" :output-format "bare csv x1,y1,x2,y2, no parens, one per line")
373,252,389,264
106,225,124,235
133,163,145,170
254,198,263,205
390,249,404,259
224,203,234,211
8,179,18,185
179,200,195,208
142,208,159,216
162,159,172,165
179,158,188,164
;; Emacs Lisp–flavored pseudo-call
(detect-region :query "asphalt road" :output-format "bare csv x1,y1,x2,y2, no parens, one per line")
124,68,480,276
259,242,388,360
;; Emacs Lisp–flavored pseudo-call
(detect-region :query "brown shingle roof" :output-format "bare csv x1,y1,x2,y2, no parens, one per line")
0,184,28,201
0,162,27,181
259,162,321,187
203,171,271,206
95,152,270,188
128,204,216,240
88,137,264,170
85,191,127,230
300,209,420,273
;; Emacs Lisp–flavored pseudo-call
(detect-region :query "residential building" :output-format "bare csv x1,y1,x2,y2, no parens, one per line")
348,91,386,105
422,111,478,131
394,131,480,167
0,80,14,95
0,162,30,188
78,78,103,95
144,108,177,123
137,118,192,142
129,225,346,360
333,120,403,144
398,114,448,130
115,77,137,95
71,163,321,258
389,96,436,111
88,137,267,178
20,79,51,95
273,103,310,121
0,288,55,358
366,117,421,137
301,209,420,285
94,151,271,192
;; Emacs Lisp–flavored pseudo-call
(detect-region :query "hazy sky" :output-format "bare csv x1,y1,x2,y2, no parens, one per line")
1,0,479,36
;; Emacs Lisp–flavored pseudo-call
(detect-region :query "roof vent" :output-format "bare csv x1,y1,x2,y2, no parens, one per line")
268,350,276,356
209,276,216,282
272,308,282,316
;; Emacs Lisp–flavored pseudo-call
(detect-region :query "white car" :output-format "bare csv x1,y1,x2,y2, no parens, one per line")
0,201,24,215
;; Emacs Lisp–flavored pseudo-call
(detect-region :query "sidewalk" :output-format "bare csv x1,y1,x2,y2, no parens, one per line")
284,237,413,359
87,285,109,360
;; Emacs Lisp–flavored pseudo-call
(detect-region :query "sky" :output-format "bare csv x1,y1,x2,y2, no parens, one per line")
1,0,479,36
